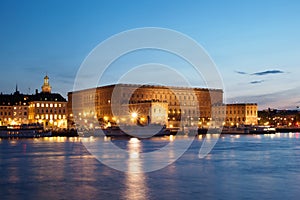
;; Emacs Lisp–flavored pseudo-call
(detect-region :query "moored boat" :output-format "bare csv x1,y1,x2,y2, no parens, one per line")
0,123,51,138
80,124,171,138
198,125,276,135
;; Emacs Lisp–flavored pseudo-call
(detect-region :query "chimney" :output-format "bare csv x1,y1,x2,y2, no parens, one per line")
35,89,38,94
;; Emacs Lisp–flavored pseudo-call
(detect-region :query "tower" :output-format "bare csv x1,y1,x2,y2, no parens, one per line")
41,75,52,93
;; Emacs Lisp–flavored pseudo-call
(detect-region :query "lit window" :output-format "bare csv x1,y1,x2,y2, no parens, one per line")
41,103,44,107
46,104,49,107
50,104,53,107
59,104,61,107
54,104,57,108
46,114,48,120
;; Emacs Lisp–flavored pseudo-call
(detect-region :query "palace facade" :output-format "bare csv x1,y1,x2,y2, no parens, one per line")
67,84,224,129
212,103,258,126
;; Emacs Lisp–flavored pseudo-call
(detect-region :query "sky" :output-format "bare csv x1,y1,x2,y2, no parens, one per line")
0,0,299,110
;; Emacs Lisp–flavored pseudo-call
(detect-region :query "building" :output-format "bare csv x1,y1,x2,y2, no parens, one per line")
212,103,258,126
28,76,67,130
0,76,67,130
0,86,31,126
67,84,224,129
258,108,300,127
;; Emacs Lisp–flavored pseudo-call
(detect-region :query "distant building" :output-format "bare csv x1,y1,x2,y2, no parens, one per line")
67,84,223,129
0,76,67,130
212,103,258,126
0,87,30,126
258,108,300,127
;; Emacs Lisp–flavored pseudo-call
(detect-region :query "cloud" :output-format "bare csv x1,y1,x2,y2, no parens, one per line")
235,70,248,75
251,69,284,76
250,80,264,84
226,86,300,110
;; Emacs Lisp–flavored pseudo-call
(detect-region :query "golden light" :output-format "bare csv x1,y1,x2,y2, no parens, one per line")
103,116,109,121
129,137,139,144
169,135,174,141
10,120,18,125
131,112,138,118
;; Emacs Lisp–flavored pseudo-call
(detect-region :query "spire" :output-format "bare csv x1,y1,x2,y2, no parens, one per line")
41,75,52,93
14,83,20,95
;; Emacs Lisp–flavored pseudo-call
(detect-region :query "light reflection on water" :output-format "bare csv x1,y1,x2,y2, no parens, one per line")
0,133,300,199
123,138,148,200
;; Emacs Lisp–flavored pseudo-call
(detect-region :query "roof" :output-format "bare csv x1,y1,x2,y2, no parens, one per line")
30,92,66,102
0,91,66,105
68,83,223,94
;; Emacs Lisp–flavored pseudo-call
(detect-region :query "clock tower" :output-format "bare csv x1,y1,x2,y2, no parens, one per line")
41,75,52,93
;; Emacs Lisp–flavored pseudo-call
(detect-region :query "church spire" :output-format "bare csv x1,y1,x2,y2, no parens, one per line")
14,83,20,95
41,75,52,93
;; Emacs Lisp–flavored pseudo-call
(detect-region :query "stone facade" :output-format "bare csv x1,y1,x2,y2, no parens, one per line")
212,103,258,126
67,84,223,129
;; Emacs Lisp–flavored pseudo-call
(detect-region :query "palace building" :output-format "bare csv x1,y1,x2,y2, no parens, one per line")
212,103,258,126
0,76,67,130
67,84,224,129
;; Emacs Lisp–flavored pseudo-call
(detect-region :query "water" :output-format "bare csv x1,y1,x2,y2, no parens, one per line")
1,133,300,200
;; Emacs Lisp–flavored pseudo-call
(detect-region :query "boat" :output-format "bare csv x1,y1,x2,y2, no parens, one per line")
198,125,276,135
249,126,276,134
0,123,51,138
79,124,171,138
221,126,250,134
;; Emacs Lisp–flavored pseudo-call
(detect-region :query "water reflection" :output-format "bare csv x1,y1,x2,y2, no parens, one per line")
124,138,148,200
1,134,300,199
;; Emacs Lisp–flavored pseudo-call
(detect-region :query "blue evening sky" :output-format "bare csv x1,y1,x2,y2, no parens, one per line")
0,0,299,109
